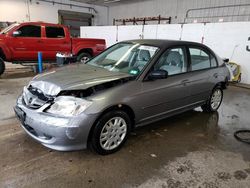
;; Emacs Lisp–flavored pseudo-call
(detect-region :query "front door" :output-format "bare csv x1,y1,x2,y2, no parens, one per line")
10,24,43,61
138,47,191,123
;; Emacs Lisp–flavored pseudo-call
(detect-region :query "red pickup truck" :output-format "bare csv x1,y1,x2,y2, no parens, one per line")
0,22,106,75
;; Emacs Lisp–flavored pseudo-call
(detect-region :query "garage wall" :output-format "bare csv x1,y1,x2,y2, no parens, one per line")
109,0,250,25
0,0,108,26
81,22,250,84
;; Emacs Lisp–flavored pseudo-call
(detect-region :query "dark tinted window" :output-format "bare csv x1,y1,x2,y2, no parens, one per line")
46,27,65,38
189,48,210,71
17,25,41,37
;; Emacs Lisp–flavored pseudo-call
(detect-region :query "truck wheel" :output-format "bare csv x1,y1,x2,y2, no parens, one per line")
77,52,92,63
0,58,5,75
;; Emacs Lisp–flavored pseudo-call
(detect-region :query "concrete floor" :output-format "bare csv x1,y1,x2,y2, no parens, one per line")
1,68,250,188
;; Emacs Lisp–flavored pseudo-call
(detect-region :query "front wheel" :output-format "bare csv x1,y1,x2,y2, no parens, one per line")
77,52,92,63
0,58,5,75
201,87,223,112
90,110,131,155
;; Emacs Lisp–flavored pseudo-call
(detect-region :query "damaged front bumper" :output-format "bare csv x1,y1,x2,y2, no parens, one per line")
14,96,98,151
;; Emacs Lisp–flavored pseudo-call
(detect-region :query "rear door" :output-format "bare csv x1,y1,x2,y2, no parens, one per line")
138,46,191,123
42,26,71,60
186,46,218,103
10,24,42,60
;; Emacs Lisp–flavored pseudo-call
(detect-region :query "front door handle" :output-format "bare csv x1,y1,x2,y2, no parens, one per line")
37,40,42,43
213,73,218,78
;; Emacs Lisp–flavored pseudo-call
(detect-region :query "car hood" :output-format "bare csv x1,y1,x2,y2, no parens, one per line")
30,64,132,96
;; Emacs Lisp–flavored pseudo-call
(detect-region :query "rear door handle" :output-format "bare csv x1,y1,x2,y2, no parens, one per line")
213,73,218,78
181,79,189,85
37,40,42,43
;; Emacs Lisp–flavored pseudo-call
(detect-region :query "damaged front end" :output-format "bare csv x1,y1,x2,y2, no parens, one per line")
21,76,133,114
15,84,99,151
14,76,134,151
58,76,134,98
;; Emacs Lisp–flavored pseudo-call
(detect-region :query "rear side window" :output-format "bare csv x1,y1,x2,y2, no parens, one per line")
16,25,41,37
189,48,210,71
46,27,65,38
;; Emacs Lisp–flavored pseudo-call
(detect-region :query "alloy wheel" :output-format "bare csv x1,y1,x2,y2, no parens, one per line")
99,117,127,150
210,89,222,110
80,56,90,63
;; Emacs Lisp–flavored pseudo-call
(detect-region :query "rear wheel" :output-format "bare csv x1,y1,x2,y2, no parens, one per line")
77,52,92,63
237,74,241,83
0,58,5,75
201,87,223,112
90,110,131,155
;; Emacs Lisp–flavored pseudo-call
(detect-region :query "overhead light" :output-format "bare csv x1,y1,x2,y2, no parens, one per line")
104,0,121,4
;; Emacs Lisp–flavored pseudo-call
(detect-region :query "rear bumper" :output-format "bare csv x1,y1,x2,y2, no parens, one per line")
14,96,99,151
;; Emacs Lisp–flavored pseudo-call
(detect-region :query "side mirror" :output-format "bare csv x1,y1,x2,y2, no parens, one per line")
148,70,168,80
223,58,229,63
12,30,21,37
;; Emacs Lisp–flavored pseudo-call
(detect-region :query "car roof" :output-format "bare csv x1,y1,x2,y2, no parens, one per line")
20,22,65,27
123,39,207,49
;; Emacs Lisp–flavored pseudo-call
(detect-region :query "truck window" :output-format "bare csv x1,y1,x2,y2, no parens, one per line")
46,27,65,38
16,25,41,37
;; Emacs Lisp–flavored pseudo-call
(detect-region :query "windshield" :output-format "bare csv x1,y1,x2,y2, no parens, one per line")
0,23,19,34
87,43,159,76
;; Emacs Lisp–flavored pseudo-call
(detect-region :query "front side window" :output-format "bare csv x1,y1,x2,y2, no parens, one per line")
189,48,210,71
16,25,41,37
87,43,159,76
46,26,65,38
154,47,188,76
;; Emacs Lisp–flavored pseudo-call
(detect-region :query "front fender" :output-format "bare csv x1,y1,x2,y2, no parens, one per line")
0,41,11,61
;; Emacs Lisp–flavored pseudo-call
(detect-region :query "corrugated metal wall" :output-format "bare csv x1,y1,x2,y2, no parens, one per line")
109,0,250,25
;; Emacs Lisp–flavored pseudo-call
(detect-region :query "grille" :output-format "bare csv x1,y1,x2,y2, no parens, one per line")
22,85,52,109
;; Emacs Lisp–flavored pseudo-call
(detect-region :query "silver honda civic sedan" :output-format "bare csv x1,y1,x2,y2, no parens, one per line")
14,40,230,155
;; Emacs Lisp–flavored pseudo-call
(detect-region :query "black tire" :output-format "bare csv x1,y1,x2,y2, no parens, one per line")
90,110,131,155
234,130,250,144
0,58,5,75
77,52,92,63
237,74,241,83
201,87,223,112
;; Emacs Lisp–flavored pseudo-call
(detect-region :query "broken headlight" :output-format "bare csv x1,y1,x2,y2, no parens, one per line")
46,96,92,117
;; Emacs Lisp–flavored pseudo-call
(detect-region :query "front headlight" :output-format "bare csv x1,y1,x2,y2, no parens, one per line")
46,96,92,117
